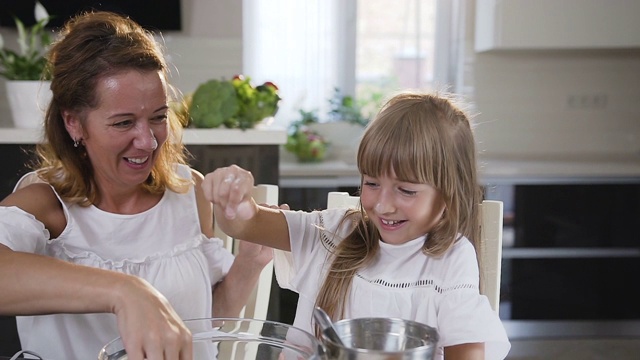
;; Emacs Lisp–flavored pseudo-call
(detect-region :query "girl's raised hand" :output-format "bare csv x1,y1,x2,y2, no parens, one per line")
202,165,256,220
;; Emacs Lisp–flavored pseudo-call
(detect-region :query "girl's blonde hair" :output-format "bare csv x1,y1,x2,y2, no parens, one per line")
316,92,483,322
34,12,190,205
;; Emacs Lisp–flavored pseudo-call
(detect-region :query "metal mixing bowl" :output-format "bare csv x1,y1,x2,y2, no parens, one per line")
321,317,439,360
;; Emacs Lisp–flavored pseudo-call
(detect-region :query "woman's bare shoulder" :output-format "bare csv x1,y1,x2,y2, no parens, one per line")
1,183,65,234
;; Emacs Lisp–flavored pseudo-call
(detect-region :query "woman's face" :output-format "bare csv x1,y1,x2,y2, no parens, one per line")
65,69,169,191
360,170,446,245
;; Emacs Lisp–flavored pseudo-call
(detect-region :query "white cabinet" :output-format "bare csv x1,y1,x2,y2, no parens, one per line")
475,0,640,51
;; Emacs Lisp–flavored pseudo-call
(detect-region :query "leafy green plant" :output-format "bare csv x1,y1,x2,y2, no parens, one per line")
327,87,370,126
0,1,53,80
287,109,320,135
284,109,329,162
189,79,239,128
187,75,281,129
230,75,281,129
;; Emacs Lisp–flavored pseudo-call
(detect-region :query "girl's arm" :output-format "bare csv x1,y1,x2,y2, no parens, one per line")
193,169,275,317
444,342,485,360
201,165,291,251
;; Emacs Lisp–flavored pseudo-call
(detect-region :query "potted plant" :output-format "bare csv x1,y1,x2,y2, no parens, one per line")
307,88,373,164
0,1,54,128
284,109,329,162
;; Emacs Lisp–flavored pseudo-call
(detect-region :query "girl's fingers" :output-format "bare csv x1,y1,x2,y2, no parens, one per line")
206,166,255,219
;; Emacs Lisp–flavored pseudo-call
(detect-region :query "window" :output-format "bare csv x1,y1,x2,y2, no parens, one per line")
355,0,438,117
243,0,454,129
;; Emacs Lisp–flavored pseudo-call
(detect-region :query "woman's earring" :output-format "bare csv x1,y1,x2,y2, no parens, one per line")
73,138,81,148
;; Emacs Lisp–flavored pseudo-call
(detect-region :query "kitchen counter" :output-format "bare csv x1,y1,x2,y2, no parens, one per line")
0,126,286,199
280,156,640,187
0,127,287,145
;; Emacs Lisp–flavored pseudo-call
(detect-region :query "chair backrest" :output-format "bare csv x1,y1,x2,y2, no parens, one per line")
215,184,278,360
325,191,503,313
478,200,503,314
326,191,361,210
214,184,278,321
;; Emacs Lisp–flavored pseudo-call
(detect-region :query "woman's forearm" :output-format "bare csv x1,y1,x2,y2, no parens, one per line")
444,342,485,360
212,250,265,317
0,245,132,315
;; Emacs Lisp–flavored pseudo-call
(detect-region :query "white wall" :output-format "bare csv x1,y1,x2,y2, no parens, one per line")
472,51,640,160
468,0,640,161
0,0,243,127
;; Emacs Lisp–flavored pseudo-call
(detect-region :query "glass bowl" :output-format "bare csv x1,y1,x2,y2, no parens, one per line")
98,317,326,360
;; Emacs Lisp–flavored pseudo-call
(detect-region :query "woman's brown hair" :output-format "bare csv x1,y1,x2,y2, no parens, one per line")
315,92,483,322
34,11,189,205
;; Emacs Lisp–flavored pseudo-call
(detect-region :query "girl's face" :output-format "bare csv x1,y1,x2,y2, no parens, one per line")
64,70,169,192
360,170,446,245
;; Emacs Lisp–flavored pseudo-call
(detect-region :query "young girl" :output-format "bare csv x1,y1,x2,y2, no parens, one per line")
203,92,511,359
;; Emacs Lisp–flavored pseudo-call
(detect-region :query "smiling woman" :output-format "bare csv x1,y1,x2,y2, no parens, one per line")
0,11,273,360
62,70,170,203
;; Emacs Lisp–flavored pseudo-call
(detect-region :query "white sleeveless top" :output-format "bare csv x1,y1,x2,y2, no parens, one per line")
0,165,234,360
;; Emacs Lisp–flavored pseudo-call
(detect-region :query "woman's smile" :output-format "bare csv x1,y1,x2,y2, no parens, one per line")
70,69,169,190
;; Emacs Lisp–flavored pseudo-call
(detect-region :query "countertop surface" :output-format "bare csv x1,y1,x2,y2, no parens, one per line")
0,127,287,145
280,156,640,186
6,126,639,185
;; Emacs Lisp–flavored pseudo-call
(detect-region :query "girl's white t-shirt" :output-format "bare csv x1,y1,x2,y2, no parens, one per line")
274,208,511,360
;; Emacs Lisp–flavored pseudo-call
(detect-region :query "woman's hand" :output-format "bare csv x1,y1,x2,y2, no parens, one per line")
234,239,274,270
112,276,193,360
202,165,256,221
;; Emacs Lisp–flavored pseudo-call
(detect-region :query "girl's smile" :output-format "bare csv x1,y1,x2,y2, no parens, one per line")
360,170,445,245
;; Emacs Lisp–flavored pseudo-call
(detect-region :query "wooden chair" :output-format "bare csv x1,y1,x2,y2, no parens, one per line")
213,184,278,321
478,200,504,314
326,191,504,313
214,184,278,359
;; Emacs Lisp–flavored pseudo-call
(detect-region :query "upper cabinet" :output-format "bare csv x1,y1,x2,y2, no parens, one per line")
475,0,640,52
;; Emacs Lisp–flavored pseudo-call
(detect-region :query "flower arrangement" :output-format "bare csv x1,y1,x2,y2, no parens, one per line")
0,1,53,80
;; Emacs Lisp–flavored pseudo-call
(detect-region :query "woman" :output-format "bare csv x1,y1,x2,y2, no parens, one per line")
0,11,271,360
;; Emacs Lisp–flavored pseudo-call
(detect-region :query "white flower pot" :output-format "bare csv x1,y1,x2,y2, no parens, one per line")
5,80,52,129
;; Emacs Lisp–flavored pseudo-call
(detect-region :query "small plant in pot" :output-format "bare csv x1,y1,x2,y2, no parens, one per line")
0,1,53,81
0,1,54,128
306,87,375,163
284,109,329,163
326,87,370,126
